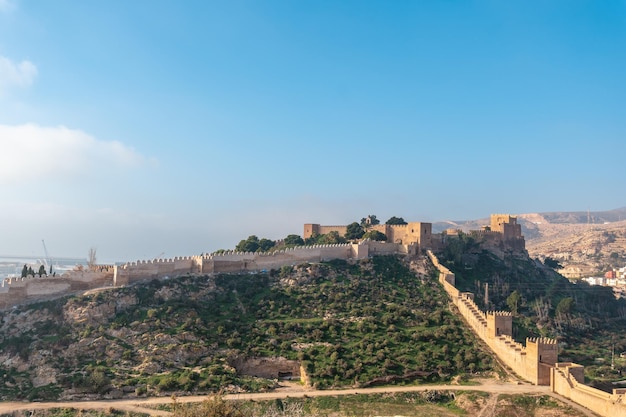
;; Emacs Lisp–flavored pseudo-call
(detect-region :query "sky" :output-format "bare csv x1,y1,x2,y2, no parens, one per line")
0,1,624,263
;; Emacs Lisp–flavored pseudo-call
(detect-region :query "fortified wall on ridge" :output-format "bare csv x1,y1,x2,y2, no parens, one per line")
427,250,626,417
0,268,114,310
442,214,526,253
0,241,416,309
427,251,557,385
2,213,624,415
0,214,518,309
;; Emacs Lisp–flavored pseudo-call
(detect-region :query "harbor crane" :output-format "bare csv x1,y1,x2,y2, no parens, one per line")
42,240,52,274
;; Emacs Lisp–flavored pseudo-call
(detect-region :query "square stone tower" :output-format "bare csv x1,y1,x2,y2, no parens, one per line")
526,337,558,385
487,311,513,337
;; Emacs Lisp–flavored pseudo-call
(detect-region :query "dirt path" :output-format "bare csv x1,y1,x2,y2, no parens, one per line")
0,382,596,417
476,393,498,417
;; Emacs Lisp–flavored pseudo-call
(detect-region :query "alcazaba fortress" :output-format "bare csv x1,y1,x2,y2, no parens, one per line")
0,214,624,416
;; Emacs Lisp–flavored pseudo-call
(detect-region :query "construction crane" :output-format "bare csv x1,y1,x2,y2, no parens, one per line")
42,240,52,274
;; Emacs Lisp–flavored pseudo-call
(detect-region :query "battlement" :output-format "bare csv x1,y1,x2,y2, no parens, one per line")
430,248,626,416
551,362,626,416
3,242,385,308
122,255,202,267
304,221,432,249
428,249,554,385
496,334,525,352
487,310,512,316
0,268,113,309
527,337,558,345
469,230,501,237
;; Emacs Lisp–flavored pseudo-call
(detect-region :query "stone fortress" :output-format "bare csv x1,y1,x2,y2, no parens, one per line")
0,214,623,416
304,220,433,247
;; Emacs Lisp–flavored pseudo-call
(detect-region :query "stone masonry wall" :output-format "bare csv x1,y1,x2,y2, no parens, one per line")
201,244,356,275
427,250,556,385
551,363,626,417
1,241,401,309
0,270,113,309
428,250,626,417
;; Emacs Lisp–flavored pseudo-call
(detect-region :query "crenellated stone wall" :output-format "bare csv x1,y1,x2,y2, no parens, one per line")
113,256,202,286
551,363,626,417
1,241,414,309
0,269,113,309
428,250,626,417
428,250,558,385
303,221,433,249
201,244,357,275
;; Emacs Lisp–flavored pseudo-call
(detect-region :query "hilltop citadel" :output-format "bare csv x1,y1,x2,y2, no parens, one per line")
0,214,525,306
0,214,623,416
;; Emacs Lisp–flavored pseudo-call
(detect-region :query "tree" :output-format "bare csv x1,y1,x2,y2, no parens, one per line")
258,238,276,252
556,297,575,316
235,236,260,252
345,222,365,240
506,290,521,314
236,236,275,252
88,247,97,270
303,234,319,245
21,264,28,278
386,216,407,225
543,257,562,270
360,215,380,228
38,265,46,277
284,234,304,246
318,231,346,244
363,230,387,241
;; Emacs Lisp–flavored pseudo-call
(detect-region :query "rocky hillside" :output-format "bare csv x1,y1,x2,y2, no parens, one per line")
438,233,626,391
433,207,626,277
522,220,626,278
0,256,495,402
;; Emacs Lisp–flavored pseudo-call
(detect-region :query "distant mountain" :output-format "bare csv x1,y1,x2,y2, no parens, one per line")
433,207,626,278
431,219,487,234
433,207,626,232
534,207,626,224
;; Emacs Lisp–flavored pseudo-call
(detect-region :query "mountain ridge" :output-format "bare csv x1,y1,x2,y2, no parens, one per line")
432,207,626,277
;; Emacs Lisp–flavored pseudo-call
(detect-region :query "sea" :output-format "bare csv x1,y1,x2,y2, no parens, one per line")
0,255,87,279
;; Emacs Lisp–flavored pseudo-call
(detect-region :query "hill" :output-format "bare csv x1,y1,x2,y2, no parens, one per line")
433,207,626,277
437,233,626,390
0,255,495,402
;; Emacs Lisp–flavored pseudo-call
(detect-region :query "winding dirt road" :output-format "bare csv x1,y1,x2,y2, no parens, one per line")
0,382,597,417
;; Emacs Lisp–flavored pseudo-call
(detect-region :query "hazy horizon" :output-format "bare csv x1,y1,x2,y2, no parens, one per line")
1,1,624,263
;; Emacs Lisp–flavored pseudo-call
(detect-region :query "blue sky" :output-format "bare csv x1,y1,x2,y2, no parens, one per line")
0,1,624,262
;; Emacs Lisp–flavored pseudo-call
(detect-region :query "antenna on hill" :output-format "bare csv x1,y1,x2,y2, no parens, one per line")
612,336,615,370
485,283,489,309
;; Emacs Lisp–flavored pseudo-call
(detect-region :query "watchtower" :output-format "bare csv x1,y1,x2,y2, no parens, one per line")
303,224,321,239
526,337,558,385
486,311,513,338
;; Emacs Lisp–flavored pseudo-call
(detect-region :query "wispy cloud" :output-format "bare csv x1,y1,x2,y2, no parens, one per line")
0,124,151,184
0,55,37,95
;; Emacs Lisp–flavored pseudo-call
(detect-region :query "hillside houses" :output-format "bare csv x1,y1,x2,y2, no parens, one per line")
582,266,626,298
